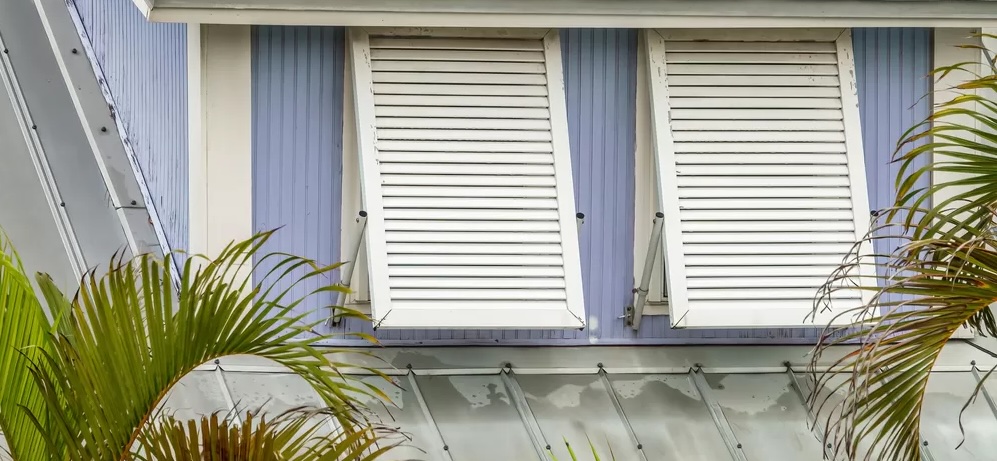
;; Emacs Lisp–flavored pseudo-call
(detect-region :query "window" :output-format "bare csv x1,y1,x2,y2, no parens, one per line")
343,27,586,329
637,28,874,328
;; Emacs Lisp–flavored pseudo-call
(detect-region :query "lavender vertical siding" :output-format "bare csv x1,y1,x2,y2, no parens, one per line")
252,27,931,346
853,28,933,312
252,26,344,328
69,0,188,255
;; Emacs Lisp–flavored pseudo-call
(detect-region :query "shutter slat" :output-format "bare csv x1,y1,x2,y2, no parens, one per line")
390,277,566,288
681,220,855,232
680,198,854,210
383,197,558,209
378,129,553,142
667,63,840,75
374,94,549,107
687,277,839,288
374,83,549,96
674,143,847,153
377,140,554,153
387,242,562,254
667,52,838,64
391,289,567,300
680,209,854,221
684,243,854,255
683,232,855,243
384,220,560,232
673,131,845,142
376,117,552,130
372,71,547,85
669,97,842,109
670,108,843,120
371,60,546,74
668,75,840,86
665,41,837,53
382,186,557,198
384,209,559,220
679,186,851,198
370,49,545,62
669,86,841,98
375,106,550,119
687,288,854,300
685,265,843,277
675,153,847,164
686,254,849,266
387,231,561,243
676,175,850,187
388,266,564,277
676,165,850,176
369,37,544,51
387,254,564,266
357,32,584,328
380,174,556,186
378,152,554,164
672,120,844,131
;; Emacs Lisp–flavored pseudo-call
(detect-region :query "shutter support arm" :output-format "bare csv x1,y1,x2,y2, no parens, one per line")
327,210,367,327
628,212,665,331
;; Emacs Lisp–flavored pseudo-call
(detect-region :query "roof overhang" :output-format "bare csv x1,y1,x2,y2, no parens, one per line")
137,0,997,27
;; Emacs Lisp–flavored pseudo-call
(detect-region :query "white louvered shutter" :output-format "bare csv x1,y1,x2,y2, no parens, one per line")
644,29,874,328
349,28,585,329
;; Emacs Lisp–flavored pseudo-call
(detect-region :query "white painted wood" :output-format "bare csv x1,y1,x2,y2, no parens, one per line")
372,71,548,85
350,28,392,317
351,28,585,328
376,106,550,118
340,43,370,303
373,83,549,96
147,2,997,28
644,27,872,328
645,29,689,321
633,32,665,304
363,27,551,39
369,37,544,51
376,117,551,130
190,24,253,274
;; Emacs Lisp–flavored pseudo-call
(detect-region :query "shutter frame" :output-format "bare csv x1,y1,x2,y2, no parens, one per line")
644,28,875,328
350,27,586,329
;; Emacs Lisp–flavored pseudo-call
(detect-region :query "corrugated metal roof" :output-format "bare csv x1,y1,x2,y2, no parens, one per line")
162,345,997,460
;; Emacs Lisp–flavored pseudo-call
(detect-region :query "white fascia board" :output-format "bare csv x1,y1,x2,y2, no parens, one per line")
144,0,997,27
131,0,153,18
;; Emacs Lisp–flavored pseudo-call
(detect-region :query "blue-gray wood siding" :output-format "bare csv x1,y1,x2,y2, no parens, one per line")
250,27,932,346
69,0,188,256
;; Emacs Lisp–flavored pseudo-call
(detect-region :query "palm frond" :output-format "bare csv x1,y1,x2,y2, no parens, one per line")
20,231,393,461
134,407,404,461
0,230,55,460
810,221,997,460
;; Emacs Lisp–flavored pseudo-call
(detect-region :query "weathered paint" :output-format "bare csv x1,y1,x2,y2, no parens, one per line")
69,0,188,256
251,26,345,329
251,27,931,346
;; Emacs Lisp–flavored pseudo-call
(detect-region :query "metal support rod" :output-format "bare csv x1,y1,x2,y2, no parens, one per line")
406,371,456,461
327,211,367,326
689,368,749,461
785,367,836,460
597,366,648,461
500,369,553,460
576,212,585,235
630,212,665,331
971,364,997,422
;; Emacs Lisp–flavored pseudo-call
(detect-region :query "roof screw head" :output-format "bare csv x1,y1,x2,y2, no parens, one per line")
636,443,643,449
31,124,36,130
597,362,604,369
71,48,78,54
736,443,742,449
130,200,137,206
59,202,65,207
442,445,449,451
100,126,107,132
214,359,220,365
827,443,832,449
406,363,413,370
972,360,977,366
923,440,929,446
545,445,551,450
2,49,7,54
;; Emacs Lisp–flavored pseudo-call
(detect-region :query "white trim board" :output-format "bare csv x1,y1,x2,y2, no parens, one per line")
188,24,253,261
139,0,997,27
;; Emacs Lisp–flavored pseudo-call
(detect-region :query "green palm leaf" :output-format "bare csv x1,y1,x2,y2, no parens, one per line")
810,35,997,461
9,230,393,460
0,231,57,461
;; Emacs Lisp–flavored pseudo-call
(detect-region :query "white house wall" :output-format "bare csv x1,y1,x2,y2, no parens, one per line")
248,27,934,345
